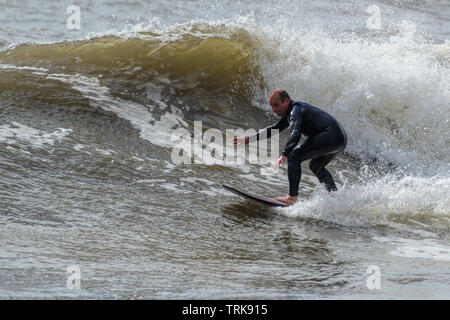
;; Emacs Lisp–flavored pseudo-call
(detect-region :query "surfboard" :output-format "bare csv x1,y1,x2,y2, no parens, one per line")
222,184,290,207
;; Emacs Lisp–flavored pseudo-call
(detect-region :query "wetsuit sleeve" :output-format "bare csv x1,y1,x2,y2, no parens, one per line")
254,116,289,141
282,106,304,156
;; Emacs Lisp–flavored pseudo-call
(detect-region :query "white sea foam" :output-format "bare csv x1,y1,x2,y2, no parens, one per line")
373,236,450,262
95,148,116,156
45,73,188,150
0,63,48,72
254,26,450,173
0,122,72,149
277,174,450,227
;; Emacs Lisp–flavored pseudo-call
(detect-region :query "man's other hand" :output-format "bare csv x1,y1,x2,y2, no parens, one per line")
274,155,287,172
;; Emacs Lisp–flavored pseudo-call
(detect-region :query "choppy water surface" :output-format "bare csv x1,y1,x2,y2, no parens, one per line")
0,0,449,299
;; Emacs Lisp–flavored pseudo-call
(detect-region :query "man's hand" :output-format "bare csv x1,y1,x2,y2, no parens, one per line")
274,155,287,172
232,136,249,145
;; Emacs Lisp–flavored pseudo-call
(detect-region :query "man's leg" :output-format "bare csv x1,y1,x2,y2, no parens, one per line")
309,154,337,192
286,135,341,197
279,131,345,203
287,154,302,197
286,139,316,197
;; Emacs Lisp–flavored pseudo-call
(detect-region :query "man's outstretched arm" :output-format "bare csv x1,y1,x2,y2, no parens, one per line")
233,117,289,145
255,116,289,141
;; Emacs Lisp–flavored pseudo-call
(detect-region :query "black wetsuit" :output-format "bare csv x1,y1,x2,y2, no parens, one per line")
256,100,347,196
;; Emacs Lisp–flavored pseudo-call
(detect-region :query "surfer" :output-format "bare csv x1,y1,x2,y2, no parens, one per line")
233,89,347,205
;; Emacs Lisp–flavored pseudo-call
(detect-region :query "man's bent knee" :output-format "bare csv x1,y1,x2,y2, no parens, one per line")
309,161,321,173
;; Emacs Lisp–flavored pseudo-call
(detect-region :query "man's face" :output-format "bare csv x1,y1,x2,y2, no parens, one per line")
269,94,289,117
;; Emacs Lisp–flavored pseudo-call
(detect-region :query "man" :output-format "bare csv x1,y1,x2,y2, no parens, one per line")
233,89,347,205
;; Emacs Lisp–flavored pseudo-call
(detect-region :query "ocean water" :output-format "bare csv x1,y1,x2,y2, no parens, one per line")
0,0,449,299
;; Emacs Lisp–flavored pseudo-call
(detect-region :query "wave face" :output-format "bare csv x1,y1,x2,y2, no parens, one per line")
0,23,261,98
1,17,449,224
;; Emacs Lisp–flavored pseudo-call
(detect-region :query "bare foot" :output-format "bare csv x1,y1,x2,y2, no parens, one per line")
274,195,298,205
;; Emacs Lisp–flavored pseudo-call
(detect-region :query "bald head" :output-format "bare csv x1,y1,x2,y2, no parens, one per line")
269,89,290,102
269,89,291,117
